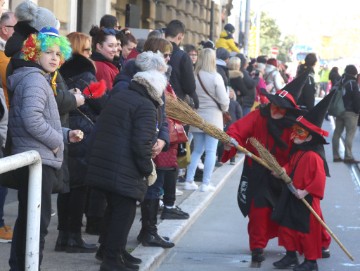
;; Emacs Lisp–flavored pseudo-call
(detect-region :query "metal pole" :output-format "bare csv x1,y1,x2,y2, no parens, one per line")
0,151,42,271
210,0,214,41
244,0,251,56
238,0,243,46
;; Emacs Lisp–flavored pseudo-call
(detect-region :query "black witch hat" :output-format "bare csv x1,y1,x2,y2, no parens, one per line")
295,90,336,144
262,70,309,110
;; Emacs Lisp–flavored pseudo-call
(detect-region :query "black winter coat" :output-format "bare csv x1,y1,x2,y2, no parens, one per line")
59,54,104,187
86,81,160,201
297,66,316,111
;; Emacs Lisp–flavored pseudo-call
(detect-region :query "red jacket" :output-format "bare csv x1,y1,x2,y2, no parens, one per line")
94,60,119,90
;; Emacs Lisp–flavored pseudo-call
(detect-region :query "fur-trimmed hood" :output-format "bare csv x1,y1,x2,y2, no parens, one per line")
132,70,167,106
59,53,96,79
229,69,243,79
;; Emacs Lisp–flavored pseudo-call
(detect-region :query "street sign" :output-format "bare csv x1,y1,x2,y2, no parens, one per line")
271,46,279,55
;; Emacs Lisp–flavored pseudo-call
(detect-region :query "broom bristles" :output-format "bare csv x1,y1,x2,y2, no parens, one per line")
249,137,292,184
165,94,232,144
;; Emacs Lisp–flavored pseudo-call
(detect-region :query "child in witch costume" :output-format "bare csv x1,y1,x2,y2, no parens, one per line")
222,72,309,262
272,91,334,271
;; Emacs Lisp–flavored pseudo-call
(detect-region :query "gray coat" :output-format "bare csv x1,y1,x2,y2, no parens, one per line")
0,88,7,148
8,67,64,169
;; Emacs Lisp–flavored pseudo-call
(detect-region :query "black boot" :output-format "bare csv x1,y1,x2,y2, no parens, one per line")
100,257,134,271
96,245,142,268
122,249,142,264
54,230,68,252
66,232,98,253
140,199,175,248
273,251,299,269
251,248,265,262
293,259,318,271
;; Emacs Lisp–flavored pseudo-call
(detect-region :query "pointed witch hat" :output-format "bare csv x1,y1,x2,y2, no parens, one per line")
262,70,310,110
294,90,336,144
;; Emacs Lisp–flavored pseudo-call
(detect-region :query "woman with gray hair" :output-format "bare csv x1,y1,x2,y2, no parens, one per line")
86,51,168,271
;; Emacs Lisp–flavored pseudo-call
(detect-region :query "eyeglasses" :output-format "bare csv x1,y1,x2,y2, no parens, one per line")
5,25,14,28
101,28,118,35
164,53,172,58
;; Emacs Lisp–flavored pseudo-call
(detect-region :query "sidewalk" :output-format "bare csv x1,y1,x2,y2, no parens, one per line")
0,152,244,271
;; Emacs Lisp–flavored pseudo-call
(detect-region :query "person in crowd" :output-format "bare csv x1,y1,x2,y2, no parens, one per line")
0,11,17,107
296,53,317,110
147,29,165,40
89,26,119,90
85,51,168,271
55,31,107,254
318,63,330,96
221,73,309,263
7,26,83,271
272,91,333,271
254,60,269,107
85,26,119,234
99,14,120,30
215,23,240,53
236,53,258,116
183,44,198,68
0,10,16,244
227,56,247,107
332,65,360,163
198,39,215,50
328,66,341,88
264,58,285,95
165,19,199,108
118,28,138,69
216,47,230,88
184,48,230,192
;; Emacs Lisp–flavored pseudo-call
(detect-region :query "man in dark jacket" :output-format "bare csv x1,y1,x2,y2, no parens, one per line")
165,20,199,108
332,64,360,163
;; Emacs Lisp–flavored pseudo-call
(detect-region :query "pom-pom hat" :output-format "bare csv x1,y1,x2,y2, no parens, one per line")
15,1,59,31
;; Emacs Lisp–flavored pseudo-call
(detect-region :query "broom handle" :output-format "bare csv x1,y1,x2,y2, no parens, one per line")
300,196,354,261
231,139,354,260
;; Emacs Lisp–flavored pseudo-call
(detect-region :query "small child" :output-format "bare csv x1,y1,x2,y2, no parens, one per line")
272,91,334,271
215,23,240,54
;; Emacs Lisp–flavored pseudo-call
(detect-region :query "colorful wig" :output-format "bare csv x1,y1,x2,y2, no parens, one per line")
21,32,72,65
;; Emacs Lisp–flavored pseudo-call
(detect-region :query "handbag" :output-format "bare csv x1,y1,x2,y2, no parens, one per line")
197,74,232,125
168,118,188,144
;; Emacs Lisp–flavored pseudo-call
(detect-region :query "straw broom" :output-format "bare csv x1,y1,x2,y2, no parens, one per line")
165,94,270,169
249,137,354,261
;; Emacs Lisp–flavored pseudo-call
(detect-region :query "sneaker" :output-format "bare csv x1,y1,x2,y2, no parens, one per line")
161,206,189,220
200,184,216,192
0,225,13,243
175,188,183,196
230,161,235,165
184,181,198,190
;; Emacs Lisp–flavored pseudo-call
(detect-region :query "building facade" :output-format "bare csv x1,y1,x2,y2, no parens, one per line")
7,0,233,46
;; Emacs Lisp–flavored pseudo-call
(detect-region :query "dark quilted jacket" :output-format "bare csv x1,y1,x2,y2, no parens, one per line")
85,81,159,201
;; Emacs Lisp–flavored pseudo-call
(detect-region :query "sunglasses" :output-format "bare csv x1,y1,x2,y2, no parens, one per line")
164,53,172,58
101,28,118,35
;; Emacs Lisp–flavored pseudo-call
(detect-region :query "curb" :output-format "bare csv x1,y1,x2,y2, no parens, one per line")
132,154,245,271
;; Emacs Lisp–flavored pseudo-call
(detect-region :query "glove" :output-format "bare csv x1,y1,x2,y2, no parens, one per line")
192,93,199,109
83,79,107,98
146,159,157,186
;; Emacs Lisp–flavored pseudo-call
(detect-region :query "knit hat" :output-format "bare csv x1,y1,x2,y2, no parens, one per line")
267,58,278,67
15,1,59,32
344,64,358,76
216,47,230,61
295,89,335,144
133,51,168,105
199,39,215,50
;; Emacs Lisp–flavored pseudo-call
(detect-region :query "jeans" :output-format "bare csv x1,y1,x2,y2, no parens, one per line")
332,111,359,160
145,169,166,200
0,185,7,227
186,132,218,185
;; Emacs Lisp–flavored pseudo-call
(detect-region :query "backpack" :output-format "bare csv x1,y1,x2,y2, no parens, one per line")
328,83,345,117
